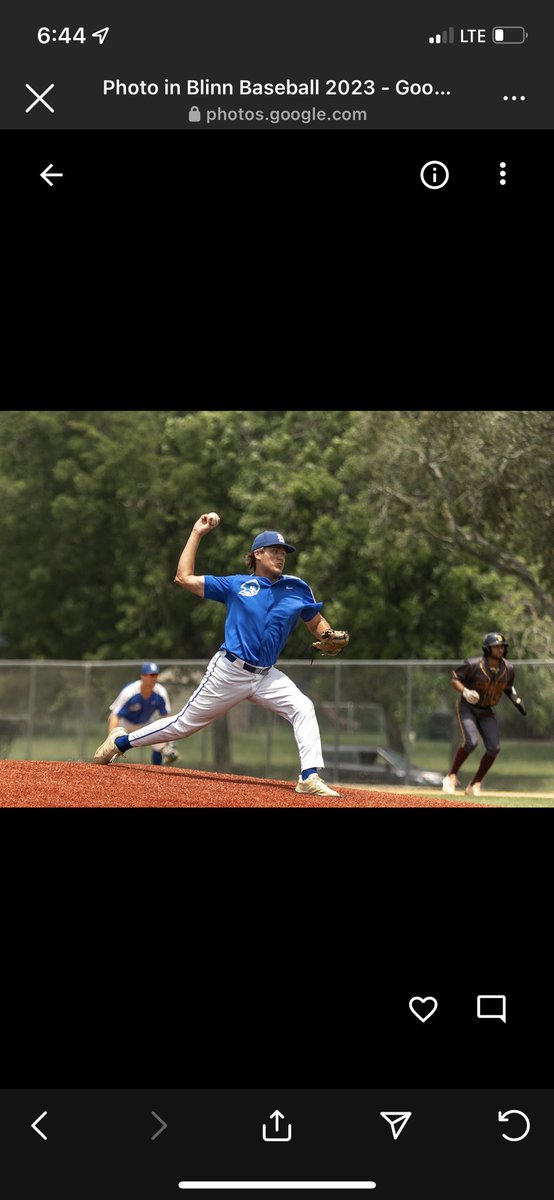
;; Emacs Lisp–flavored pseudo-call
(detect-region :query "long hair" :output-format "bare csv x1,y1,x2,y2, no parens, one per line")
244,551,257,573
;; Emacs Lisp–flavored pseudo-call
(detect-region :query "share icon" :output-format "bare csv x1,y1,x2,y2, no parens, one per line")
380,1112,412,1140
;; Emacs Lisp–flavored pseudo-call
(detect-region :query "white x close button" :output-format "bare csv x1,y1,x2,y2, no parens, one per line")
25,84,55,113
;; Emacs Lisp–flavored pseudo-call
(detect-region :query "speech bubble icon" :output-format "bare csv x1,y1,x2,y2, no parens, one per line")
477,994,506,1022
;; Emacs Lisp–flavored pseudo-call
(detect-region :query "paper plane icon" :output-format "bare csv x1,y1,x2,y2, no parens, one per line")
380,1111,412,1140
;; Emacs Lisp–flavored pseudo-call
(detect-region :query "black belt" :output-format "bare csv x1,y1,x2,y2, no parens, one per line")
224,651,270,675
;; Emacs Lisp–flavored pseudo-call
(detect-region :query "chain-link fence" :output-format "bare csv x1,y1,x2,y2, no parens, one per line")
1,660,553,791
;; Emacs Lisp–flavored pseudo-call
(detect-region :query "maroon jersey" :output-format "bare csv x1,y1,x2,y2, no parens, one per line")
453,656,515,708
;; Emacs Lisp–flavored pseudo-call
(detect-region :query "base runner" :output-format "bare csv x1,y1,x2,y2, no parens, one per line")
442,631,526,797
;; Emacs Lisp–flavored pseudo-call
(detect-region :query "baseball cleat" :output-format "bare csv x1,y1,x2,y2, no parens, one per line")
161,744,179,766
465,782,482,796
295,773,340,798
94,726,127,765
442,774,458,794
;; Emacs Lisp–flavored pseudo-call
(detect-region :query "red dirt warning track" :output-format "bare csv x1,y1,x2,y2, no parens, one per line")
0,761,493,807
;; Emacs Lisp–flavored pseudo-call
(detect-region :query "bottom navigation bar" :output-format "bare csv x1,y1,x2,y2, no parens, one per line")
1,1089,549,1200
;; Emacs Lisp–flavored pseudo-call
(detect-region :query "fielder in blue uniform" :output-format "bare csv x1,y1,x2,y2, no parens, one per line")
94,513,347,797
106,662,179,766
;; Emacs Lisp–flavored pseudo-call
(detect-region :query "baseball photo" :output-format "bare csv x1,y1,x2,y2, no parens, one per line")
1,409,553,808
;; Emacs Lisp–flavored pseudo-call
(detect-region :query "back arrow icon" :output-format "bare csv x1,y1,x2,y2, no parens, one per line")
31,1111,47,1140
40,164,63,187
151,1111,167,1140
498,1109,530,1141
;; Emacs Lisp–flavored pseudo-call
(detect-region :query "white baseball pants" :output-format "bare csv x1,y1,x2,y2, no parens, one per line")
126,651,324,771
116,717,170,754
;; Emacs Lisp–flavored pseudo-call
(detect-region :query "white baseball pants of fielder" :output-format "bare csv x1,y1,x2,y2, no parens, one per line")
115,717,169,754
126,651,325,771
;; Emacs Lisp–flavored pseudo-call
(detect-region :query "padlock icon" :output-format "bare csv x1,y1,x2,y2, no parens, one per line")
188,106,201,123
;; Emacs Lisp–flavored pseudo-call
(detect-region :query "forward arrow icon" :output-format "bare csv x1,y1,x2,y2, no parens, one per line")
151,1111,167,1140
380,1111,412,1140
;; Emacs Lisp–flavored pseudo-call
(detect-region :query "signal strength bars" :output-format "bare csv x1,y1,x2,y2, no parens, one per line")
429,27,455,43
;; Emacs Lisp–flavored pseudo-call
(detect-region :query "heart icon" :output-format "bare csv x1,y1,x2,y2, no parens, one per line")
409,996,438,1023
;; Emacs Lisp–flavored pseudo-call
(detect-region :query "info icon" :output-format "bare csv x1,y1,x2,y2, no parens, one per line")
420,161,449,189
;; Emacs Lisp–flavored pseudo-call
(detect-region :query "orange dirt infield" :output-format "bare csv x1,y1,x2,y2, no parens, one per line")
0,760,495,807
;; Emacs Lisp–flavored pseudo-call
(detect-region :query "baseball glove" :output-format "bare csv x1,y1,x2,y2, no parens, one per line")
161,743,180,765
312,629,350,656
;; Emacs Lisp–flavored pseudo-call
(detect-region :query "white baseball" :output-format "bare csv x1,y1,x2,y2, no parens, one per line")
207,512,220,527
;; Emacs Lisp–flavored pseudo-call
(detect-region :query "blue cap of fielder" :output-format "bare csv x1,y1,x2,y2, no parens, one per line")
140,661,159,675
251,530,296,553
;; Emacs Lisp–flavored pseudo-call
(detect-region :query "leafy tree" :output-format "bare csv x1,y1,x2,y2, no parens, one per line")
2,410,553,700
335,410,554,657
0,411,173,657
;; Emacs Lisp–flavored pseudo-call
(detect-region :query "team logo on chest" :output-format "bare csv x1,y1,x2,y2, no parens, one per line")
239,580,261,598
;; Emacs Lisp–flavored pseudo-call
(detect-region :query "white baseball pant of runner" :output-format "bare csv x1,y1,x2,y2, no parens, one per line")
126,651,325,771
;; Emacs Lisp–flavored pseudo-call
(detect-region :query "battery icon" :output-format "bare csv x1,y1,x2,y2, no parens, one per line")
492,27,527,43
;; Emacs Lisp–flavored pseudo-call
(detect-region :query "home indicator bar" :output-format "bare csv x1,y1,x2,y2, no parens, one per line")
177,1185,377,1191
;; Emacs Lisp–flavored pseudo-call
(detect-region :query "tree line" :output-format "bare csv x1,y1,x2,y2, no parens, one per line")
1,409,553,664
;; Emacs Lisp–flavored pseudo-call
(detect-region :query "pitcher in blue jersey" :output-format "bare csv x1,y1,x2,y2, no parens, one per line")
94,514,349,797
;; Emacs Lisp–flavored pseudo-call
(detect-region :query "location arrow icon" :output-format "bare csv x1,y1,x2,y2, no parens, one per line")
31,1110,48,1140
92,28,110,43
380,1111,412,1140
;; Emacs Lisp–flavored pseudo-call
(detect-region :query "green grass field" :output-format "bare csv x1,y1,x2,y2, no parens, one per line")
320,736,554,806
342,784,553,808
3,729,553,806
405,738,554,796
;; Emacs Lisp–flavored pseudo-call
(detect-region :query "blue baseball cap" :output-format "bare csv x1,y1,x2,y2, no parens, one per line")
140,661,159,675
251,531,296,553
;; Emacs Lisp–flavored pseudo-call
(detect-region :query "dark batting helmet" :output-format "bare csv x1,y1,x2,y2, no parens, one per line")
482,631,509,656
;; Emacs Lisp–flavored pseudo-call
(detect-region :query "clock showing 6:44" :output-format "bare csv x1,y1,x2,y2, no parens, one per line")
37,27,110,44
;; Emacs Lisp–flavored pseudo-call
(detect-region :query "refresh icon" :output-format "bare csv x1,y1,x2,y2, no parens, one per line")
498,1109,531,1141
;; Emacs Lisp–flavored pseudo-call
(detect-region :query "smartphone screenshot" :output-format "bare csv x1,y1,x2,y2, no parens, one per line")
5,2,552,204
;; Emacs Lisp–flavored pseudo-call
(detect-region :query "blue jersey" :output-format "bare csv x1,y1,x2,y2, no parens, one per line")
109,681,170,725
203,573,323,667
